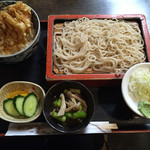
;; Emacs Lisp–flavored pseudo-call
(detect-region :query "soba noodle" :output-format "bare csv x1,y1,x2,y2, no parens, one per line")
53,17,145,74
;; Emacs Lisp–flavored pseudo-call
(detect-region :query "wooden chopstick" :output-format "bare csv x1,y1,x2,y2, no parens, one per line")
101,123,118,130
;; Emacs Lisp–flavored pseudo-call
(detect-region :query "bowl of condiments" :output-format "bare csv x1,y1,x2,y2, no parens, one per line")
122,63,150,118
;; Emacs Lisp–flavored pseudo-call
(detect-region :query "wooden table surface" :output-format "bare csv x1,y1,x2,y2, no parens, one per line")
22,0,150,31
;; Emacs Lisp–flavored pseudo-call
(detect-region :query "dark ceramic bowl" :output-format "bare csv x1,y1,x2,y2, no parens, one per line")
43,81,95,134
0,1,40,64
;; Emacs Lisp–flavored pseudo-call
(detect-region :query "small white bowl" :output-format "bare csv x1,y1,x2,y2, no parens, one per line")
121,63,150,118
0,81,45,123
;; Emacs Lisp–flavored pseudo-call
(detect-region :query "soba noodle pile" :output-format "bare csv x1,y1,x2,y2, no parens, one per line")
53,17,145,74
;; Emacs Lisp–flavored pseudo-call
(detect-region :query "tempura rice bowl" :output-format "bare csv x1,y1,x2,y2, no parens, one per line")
0,1,40,64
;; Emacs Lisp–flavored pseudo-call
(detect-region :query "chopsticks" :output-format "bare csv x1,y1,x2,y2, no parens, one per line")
101,123,118,130
89,122,118,132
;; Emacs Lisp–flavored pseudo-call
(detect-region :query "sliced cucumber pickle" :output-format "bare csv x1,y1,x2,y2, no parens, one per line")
3,98,20,117
23,92,38,117
14,95,25,116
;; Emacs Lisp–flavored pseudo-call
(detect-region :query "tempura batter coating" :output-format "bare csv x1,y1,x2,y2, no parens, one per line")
0,1,34,55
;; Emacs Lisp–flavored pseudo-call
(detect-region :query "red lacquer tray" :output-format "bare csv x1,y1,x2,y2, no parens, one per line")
46,14,150,81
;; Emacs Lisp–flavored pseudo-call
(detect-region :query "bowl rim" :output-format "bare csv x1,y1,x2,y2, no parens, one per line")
0,80,45,92
121,62,150,118
0,81,45,123
0,1,40,58
43,80,95,133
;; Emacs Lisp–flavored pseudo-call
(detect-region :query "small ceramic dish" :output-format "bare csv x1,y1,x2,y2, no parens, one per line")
121,63,150,118
43,81,95,133
0,81,45,123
